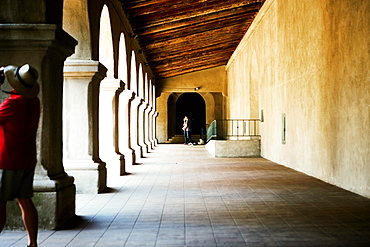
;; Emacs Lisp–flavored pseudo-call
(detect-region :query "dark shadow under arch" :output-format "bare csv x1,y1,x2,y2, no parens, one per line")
176,93,206,135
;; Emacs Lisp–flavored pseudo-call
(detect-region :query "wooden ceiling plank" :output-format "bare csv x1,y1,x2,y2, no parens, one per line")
154,52,231,67
155,59,227,77
135,10,257,38
146,41,237,60
138,19,254,47
130,3,262,33
123,0,263,27
119,0,265,79
143,25,247,50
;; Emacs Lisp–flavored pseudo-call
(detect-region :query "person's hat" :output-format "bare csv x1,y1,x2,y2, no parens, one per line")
4,64,40,98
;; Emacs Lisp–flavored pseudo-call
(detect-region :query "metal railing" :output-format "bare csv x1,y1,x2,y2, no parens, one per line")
206,119,261,142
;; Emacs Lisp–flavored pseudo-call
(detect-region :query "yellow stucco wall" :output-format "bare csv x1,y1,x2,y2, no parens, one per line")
227,0,370,197
157,66,227,93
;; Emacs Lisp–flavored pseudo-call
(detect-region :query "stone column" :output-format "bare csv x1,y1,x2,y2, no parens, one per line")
153,111,159,146
63,59,107,194
148,106,155,149
144,105,153,151
151,83,159,146
130,96,144,159
138,102,149,154
119,90,136,170
0,24,77,229
147,80,154,149
99,78,125,178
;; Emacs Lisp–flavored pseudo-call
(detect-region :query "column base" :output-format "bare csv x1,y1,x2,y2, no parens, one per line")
122,148,136,166
5,175,76,230
139,142,149,156
64,160,107,193
150,139,156,149
121,148,136,173
132,144,143,160
101,153,127,184
145,141,153,152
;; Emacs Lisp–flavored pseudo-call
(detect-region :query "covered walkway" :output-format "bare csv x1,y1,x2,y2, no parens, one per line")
1,144,370,247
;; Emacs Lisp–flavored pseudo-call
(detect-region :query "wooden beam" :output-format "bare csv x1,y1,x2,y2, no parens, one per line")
119,0,265,79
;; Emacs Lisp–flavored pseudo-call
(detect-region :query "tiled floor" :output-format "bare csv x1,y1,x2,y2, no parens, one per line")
1,144,370,247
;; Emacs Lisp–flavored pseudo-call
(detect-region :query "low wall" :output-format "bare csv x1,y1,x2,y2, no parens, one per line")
206,140,260,157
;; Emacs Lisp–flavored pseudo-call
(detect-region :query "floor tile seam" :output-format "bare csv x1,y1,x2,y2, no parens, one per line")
75,174,137,215
210,172,253,245
129,162,170,247
193,170,234,247
319,205,369,226
257,186,341,236
246,176,316,216
0,232,27,246
242,199,282,246
112,181,156,246
157,163,186,245
75,194,102,214
183,170,212,233
269,200,338,242
313,219,369,241
38,215,99,246
285,196,353,232
221,171,300,229
68,164,156,247
318,224,367,240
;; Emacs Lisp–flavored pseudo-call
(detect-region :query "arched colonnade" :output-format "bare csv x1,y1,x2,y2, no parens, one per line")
63,1,158,194
0,0,157,229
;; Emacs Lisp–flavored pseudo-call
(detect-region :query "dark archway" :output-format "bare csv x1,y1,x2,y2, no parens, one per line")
176,93,206,135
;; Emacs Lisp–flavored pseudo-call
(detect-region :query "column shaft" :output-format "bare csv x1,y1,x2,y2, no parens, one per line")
63,59,107,193
99,78,125,177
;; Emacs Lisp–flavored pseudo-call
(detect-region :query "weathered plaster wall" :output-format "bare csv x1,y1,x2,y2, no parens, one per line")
227,0,370,197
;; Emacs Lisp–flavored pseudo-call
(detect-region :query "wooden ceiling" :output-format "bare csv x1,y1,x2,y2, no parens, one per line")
120,0,265,79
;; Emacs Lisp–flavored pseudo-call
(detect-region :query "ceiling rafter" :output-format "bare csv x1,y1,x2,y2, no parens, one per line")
128,1,262,28
119,0,265,79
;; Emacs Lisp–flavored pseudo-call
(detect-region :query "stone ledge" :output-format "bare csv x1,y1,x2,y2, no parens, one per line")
206,139,260,158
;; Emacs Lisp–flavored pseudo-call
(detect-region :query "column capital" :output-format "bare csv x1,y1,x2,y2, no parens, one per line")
100,78,125,91
132,96,144,106
0,24,77,59
64,59,107,79
121,90,136,101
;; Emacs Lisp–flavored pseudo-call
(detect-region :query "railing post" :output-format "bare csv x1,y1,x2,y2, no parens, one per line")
205,118,261,142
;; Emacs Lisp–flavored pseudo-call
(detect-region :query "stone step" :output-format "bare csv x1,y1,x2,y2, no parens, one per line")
167,134,202,144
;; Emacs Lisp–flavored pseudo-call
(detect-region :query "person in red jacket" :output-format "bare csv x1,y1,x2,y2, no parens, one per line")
0,64,40,247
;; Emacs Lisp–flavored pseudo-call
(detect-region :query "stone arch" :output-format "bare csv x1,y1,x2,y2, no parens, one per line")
98,4,116,162
202,92,216,126
118,32,128,82
99,5,114,78
130,50,137,92
63,0,92,59
138,63,144,98
144,72,148,102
